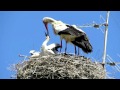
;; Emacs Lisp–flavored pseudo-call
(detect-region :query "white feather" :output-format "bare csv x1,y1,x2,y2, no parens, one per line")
41,35,60,55
29,50,40,58
71,25,85,33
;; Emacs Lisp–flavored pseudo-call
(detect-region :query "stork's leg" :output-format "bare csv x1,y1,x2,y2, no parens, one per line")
65,41,67,55
74,45,77,55
60,40,62,53
78,47,79,56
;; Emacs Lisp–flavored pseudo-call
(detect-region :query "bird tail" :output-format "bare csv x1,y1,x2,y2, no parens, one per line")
71,36,93,53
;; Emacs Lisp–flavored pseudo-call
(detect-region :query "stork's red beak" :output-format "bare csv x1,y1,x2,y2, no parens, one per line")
43,21,49,36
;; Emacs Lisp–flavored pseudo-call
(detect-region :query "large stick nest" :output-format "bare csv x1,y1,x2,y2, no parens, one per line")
15,53,105,79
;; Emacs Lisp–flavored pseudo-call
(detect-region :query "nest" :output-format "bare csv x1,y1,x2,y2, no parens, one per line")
15,53,105,79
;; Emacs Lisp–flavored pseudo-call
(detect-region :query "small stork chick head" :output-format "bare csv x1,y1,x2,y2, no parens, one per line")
29,50,35,55
43,17,57,35
45,32,50,40
46,35,50,40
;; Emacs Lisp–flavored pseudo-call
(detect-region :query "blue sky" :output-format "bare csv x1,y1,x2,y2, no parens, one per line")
0,11,120,79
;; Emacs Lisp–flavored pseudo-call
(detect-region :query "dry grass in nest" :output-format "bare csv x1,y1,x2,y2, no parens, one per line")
15,53,105,79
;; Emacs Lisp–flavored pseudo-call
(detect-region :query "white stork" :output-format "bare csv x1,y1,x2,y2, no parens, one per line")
43,17,93,55
29,50,40,58
41,32,61,55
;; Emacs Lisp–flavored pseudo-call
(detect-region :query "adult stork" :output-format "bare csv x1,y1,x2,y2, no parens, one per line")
41,32,61,55
43,17,68,52
43,17,93,55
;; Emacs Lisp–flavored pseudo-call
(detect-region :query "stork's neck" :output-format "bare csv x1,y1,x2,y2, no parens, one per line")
42,38,49,47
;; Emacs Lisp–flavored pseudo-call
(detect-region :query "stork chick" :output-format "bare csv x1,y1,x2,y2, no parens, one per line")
41,32,61,56
29,50,40,58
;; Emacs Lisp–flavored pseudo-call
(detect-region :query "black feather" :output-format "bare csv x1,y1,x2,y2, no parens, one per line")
58,25,84,36
51,44,61,51
71,35,93,53
58,24,93,53
30,53,33,55
54,44,61,51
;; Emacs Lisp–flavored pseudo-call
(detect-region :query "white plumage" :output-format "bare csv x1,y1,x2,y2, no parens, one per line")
43,17,68,53
71,24,85,33
29,50,40,58
43,17,93,55
43,17,68,35
41,34,61,55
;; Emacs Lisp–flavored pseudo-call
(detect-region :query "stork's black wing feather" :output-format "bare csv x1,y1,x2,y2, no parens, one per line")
58,29,71,35
58,24,93,53
72,35,93,53
58,25,84,36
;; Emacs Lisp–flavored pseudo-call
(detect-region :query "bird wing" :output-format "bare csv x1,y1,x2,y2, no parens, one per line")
70,25,85,33
71,34,93,53
31,53,40,58
62,25,93,53
47,43,61,51
47,49,55,54
47,43,56,49
58,25,84,37
53,44,61,51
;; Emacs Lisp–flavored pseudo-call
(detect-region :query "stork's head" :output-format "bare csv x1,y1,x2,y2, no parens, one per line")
43,17,56,36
